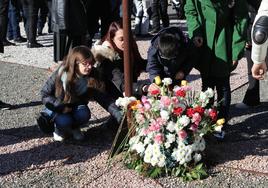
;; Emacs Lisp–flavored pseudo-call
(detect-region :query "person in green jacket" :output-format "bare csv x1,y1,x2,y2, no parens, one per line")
184,0,248,125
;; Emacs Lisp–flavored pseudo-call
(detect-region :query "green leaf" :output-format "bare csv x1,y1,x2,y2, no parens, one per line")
149,167,162,178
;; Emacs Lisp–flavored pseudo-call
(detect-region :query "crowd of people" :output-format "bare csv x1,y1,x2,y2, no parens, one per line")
0,0,267,142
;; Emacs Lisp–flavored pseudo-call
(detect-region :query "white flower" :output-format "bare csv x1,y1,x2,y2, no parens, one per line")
193,153,202,163
205,88,214,98
160,110,170,120
184,153,192,163
215,125,223,132
157,154,166,167
178,115,190,127
133,142,145,154
150,156,159,166
164,142,171,149
115,96,137,108
144,137,151,145
166,121,176,132
129,136,139,146
162,78,173,86
199,92,210,107
166,133,176,144
144,153,152,163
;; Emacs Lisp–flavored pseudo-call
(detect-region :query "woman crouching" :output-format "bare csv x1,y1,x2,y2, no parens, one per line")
40,46,122,141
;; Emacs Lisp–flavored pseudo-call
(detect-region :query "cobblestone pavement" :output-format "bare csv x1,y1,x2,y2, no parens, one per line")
0,11,267,188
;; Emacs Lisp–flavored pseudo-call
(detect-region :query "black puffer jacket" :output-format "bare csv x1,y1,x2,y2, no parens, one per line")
51,0,87,36
146,27,197,83
92,44,148,99
41,67,122,123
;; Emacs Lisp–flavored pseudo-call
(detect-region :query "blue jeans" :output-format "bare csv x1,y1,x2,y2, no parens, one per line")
7,0,21,40
43,105,91,133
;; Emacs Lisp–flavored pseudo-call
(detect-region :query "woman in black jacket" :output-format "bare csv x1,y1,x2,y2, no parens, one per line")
40,46,122,141
91,21,148,100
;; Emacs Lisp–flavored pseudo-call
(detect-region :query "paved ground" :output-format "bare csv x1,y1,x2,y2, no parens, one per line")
0,8,268,188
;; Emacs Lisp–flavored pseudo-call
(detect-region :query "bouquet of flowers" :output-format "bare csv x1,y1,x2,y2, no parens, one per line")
115,77,225,181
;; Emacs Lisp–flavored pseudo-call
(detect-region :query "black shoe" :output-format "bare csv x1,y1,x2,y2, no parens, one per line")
38,32,43,36
3,40,16,46
0,101,12,110
14,36,27,43
27,42,43,48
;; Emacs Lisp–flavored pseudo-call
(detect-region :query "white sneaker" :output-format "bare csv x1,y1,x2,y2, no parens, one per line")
72,129,85,141
53,132,65,142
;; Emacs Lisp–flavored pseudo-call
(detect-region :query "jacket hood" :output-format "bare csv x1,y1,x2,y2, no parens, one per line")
91,43,117,66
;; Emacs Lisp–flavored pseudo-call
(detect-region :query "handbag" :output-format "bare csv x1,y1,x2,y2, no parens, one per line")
36,112,55,134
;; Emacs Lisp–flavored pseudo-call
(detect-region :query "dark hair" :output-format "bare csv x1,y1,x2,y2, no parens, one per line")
55,46,96,103
101,21,145,72
158,33,183,59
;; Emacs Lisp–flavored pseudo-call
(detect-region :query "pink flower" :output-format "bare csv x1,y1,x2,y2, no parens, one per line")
192,113,201,125
171,97,179,106
149,120,161,132
160,96,171,107
143,102,151,110
156,117,166,126
154,133,164,144
190,123,198,132
178,130,187,140
141,96,148,103
143,128,150,135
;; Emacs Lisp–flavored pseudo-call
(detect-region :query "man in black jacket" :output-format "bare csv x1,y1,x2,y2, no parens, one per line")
146,27,197,84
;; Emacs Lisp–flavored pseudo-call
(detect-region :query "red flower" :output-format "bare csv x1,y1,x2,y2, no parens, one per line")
175,89,186,97
150,89,160,95
209,109,217,121
194,106,205,115
186,108,195,117
173,107,183,116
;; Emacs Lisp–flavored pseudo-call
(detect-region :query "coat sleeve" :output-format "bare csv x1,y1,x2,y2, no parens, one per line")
91,88,123,124
146,46,164,83
184,0,203,39
232,0,248,61
40,71,65,112
102,60,145,97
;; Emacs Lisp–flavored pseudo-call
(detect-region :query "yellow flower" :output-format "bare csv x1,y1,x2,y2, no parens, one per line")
181,80,187,86
154,76,162,85
216,118,225,125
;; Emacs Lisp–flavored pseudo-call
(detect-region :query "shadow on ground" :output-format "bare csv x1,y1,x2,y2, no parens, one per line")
205,103,268,167
0,123,117,176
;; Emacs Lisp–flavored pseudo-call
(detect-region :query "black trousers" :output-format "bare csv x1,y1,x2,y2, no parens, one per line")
85,0,112,46
20,0,41,43
242,48,260,106
0,37,3,52
53,32,86,62
201,76,231,121
0,0,9,41
151,0,169,31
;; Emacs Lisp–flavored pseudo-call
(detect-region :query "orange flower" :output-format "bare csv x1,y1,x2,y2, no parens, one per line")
129,100,141,110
